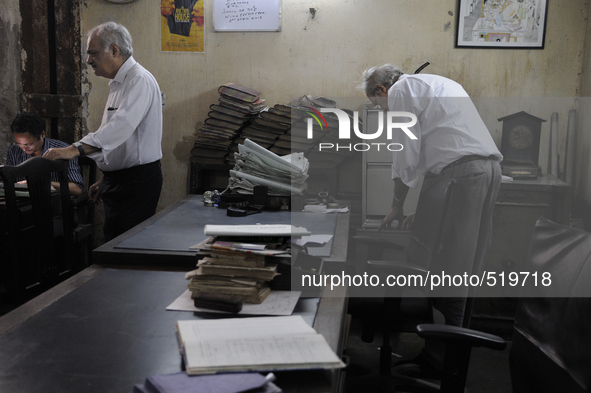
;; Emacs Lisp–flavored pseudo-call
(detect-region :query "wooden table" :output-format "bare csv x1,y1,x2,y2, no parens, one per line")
0,265,348,393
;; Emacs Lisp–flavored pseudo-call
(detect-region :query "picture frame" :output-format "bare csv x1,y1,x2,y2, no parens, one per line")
456,0,549,49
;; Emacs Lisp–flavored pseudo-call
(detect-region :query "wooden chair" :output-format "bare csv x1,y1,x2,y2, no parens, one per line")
0,157,75,305
71,156,97,266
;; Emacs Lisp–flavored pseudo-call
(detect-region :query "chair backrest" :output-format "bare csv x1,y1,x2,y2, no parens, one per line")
72,156,97,259
510,218,591,393
0,157,75,304
406,175,456,269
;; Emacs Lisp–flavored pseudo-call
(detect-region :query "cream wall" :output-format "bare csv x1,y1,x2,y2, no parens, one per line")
79,0,588,211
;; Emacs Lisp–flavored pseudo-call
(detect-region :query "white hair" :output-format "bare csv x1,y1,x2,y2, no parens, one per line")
360,64,404,97
89,22,133,58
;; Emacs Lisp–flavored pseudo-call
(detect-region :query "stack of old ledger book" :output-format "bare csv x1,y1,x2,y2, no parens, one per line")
185,224,307,304
228,138,309,196
252,96,359,170
234,105,292,151
192,83,265,165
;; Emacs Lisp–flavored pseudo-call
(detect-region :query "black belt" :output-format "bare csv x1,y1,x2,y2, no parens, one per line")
443,155,496,172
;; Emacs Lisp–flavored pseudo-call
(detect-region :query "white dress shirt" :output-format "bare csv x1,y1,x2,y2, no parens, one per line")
387,73,502,188
81,56,163,172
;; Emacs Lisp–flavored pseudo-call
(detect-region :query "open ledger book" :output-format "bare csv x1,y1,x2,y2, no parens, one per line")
175,315,345,375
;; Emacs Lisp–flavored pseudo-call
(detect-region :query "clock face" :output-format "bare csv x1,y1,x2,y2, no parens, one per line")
508,124,534,149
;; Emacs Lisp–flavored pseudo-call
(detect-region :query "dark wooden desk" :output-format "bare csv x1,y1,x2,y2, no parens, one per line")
472,174,571,337
93,194,350,270
0,265,348,393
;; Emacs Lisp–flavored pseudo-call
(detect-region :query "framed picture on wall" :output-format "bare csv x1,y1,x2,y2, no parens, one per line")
456,0,548,49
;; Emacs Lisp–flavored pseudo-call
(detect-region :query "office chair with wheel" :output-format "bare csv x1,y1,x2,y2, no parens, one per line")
0,157,75,305
348,176,457,380
391,217,591,393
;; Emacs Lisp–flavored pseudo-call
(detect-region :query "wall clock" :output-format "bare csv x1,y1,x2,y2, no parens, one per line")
498,111,546,179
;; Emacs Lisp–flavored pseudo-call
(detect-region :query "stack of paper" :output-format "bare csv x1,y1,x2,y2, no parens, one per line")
185,225,306,304
229,139,309,195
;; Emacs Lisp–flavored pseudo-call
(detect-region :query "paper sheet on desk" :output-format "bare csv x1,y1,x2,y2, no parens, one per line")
167,289,301,316
293,234,333,247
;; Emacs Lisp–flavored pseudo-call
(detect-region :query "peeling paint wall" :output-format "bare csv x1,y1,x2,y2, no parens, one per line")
75,0,588,211
0,0,22,165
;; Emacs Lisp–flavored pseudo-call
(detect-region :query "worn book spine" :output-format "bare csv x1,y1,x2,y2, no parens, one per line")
189,284,271,304
204,118,243,131
207,111,250,126
198,263,279,281
260,111,291,125
218,83,261,102
204,254,266,268
210,103,253,119
252,117,290,131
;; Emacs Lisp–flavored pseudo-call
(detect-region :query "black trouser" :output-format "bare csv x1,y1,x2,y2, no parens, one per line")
101,161,163,242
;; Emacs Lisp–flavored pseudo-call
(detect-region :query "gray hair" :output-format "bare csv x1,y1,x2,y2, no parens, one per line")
360,64,404,97
89,22,133,58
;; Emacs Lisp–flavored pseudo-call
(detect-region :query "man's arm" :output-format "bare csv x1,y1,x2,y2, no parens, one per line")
51,181,83,197
43,142,100,161
378,178,410,230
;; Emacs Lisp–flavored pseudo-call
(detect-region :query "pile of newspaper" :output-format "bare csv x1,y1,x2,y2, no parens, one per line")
228,139,309,195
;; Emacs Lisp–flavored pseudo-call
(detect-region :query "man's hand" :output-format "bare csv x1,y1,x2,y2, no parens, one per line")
43,145,78,161
378,205,404,231
89,177,104,203
401,212,415,230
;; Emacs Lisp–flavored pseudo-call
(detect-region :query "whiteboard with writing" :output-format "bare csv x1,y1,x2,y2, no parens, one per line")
213,0,281,31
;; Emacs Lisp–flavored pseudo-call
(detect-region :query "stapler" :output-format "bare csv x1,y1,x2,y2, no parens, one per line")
227,205,262,217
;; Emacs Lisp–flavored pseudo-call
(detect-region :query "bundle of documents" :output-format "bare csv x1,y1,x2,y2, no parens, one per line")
175,315,346,375
228,139,309,196
185,225,305,304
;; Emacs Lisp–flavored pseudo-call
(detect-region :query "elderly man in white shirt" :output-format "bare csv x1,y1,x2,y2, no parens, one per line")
361,64,502,376
44,22,163,241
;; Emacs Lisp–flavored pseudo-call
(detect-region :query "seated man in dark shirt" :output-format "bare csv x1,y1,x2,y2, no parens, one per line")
5,112,84,197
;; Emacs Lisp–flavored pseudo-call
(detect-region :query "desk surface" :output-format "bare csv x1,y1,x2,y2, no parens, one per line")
0,265,347,393
93,194,350,268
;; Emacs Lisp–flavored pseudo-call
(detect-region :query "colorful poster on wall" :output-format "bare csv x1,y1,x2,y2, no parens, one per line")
161,0,204,53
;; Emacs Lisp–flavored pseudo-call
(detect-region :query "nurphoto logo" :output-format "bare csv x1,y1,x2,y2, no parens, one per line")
305,108,418,152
